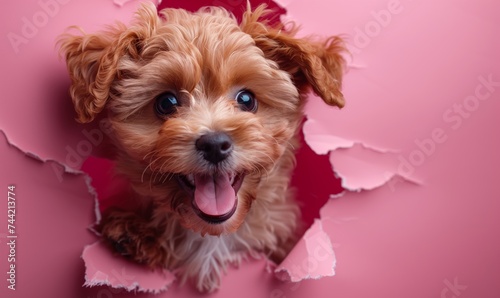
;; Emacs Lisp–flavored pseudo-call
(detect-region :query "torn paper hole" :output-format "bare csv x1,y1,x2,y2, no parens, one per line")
69,0,343,294
329,143,423,191
302,112,422,191
3,0,498,296
0,129,85,177
82,241,175,294
303,117,400,155
275,219,336,282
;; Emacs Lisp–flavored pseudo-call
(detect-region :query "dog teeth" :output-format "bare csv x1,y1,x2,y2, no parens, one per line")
229,173,235,184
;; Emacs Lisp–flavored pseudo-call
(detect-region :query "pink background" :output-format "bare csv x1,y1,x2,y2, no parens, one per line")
1,0,499,297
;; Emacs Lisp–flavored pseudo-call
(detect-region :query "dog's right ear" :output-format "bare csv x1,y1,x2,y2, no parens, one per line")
241,4,346,108
58,3,159,123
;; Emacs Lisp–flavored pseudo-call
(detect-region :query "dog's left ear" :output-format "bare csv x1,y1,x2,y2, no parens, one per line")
241,5,346,108
58,3,159,123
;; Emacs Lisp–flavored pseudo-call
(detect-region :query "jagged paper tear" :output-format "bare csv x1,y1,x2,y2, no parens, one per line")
329,142,422,191
82,241,175,293
275,220,336,282
3,0,499,297
303,99,422,192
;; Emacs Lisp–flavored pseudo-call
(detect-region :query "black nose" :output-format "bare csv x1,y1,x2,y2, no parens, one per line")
195,132,233,164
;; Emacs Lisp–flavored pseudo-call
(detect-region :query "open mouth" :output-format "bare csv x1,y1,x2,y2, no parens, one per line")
176,172,245,224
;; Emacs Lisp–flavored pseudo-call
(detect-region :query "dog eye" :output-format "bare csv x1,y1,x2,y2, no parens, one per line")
155,92,179,118
235,90,257,113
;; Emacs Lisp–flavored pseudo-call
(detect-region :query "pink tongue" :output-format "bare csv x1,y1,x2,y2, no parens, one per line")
194,174,236,216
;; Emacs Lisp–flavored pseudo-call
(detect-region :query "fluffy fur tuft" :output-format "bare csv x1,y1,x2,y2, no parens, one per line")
59,2,345,292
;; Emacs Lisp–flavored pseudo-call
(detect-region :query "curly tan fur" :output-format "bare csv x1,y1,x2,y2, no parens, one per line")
59,3,345,292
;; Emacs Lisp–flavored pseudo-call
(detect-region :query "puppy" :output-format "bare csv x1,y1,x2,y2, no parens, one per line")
59,3,345,292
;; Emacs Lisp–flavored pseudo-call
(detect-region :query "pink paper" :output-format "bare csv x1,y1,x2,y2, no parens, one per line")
0,0,158,168
82,241,175,293
328,143,421,191
275,220,336,282
0,131,97,297
284,0,500,297
2,0,499,297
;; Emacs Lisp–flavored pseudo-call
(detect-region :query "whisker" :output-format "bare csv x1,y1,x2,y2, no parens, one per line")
141,155,163,183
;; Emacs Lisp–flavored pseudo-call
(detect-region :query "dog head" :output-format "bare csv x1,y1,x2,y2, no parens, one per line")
59,3,345,236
